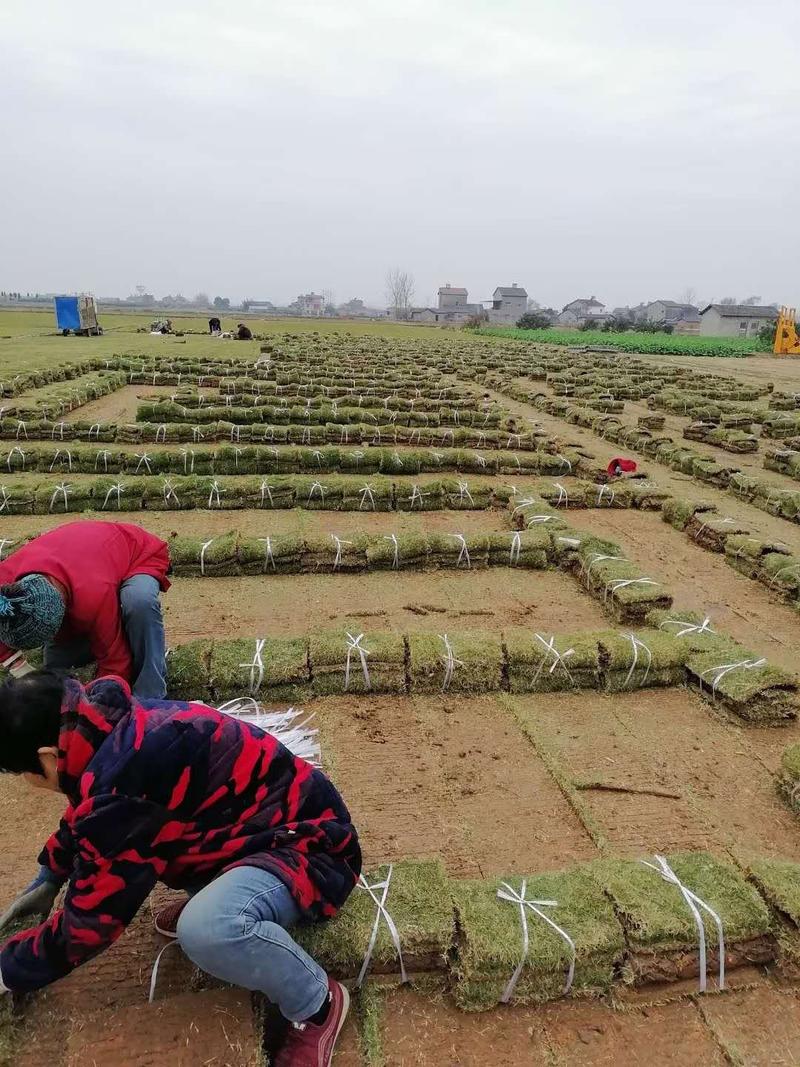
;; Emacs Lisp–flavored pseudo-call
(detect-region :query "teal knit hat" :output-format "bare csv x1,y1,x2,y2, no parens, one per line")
0,575,66,649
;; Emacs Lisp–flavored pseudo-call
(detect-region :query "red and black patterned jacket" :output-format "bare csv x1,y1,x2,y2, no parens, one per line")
0,676,361,993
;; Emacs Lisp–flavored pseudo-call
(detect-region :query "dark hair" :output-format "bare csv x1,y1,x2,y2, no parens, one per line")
0,670,64,774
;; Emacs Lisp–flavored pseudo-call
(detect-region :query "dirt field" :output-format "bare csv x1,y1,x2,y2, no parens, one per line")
2,327,800,1065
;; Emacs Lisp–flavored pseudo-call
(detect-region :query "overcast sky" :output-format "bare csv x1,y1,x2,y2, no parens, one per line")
3,0,799,310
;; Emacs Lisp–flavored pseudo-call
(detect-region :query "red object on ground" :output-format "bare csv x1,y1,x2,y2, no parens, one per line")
607,457,638,477
0,521,170,679
274,980,351,1067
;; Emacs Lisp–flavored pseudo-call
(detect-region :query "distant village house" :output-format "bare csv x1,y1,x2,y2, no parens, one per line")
557,296,606,327
699,304,778,339
408,284,484,324
488,284,528,325
645,300,700,335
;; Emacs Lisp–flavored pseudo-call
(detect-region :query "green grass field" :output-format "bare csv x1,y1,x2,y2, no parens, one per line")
483,325,768,357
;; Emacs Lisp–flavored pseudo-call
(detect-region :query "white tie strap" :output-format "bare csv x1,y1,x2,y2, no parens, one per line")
331,535,353,571
659,617,716,638
0,539,16,561
458,481,474,506
232,446,243,469
510,531,522,565
768,563,800,589
496,880,576,1003
89,423,101,439
162,479,180,506
452,533,471,568
699,658,767,698
408,484,429,509
49,483,71,512
533,633,575,684
230,425,241,443
693,517,736,540
384,534,400,569
359,484,376,511
240,638,266,693
103,483,125,510
506,433,522,448
553,482,569,508
355,867,407,989
15,421,27,440
621,632,652,687
604,577,658,603
344,632,371,691
556,454,572,473
640,855,725,993
192,426,204,442
199,538,215,575
308,481,327,504
49,449,72,472
430,451,444,466
180,448,195,474
597,484,615,506
258,537,276,572
52,422,66,440
135,452,152,474
155,424,167,443
207,480,224,508
582,553,627,577
260,481,274,508
301,427,311,444
312,449,324,467
439,634,463,692
7,447,25,471
511,497,538,517
0,487,10,513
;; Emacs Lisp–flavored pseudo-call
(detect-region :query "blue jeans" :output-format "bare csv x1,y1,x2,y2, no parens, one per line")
176,866,329,1022
43,574,167,699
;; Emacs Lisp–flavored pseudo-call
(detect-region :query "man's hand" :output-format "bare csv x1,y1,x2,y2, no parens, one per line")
0,871,61,936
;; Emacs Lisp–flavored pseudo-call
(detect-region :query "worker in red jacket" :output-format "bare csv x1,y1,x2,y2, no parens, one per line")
0,521,170,698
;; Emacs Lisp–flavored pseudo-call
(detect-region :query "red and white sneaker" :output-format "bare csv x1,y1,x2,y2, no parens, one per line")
274,981,350,1067
153,899,188,938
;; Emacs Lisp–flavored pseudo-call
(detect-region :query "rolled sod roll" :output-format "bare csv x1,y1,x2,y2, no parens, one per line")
302,534,369,573
487,529,550,568
441,478,493,510
296,860,453,982
661,497,717,532
590,852,774,985
426,532,489,569
685,647,797,724
209,636,310,702
337,446,380,475
395,480,445,511
597,628,685,692
298,446,342,474
451,866,624,1011
685,513,750,553
238,533,305,575
166,640,213,701
505,629,599,693
169,532,240,577
294,476,345,510
33,480,93,515
309,629,407,695
340,477,394,512
407,631,504,693
365,531,429,570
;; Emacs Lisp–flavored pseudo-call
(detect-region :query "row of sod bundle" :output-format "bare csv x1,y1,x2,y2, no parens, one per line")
164,625,797,721
0,474,543,514
0,417,559,454
137,399,506,429
0,442,581,478
664,497,800,611
292,851,797,1010
11,371,128,420
683,420,758,454
158,389,477,414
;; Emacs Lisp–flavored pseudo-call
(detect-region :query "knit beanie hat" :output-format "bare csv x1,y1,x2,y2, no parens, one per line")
0,575,66,650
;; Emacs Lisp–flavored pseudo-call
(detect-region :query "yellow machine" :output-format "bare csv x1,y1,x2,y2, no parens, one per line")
774,306,800,355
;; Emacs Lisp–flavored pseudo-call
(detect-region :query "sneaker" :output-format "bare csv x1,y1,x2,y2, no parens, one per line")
153,899,188,938
274,981,350,1067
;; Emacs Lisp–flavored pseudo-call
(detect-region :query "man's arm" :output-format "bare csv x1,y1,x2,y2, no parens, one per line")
0,794,168,993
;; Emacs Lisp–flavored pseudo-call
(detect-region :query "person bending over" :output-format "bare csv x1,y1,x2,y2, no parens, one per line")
0,671,360,1066
235,322,253,340
0,521,170,699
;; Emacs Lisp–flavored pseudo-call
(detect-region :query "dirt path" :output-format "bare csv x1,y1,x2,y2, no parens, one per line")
510,688,800,862
564,508,800,670
316,695,598,877
163,569,608,643
62,385,177,424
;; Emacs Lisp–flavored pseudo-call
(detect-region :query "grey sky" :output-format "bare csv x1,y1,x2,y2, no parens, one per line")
3,0,799,310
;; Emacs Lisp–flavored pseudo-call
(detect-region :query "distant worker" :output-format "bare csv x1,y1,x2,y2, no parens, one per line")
208,316,221,335
607,457,638,478
235,323,253,341
0,521,170,699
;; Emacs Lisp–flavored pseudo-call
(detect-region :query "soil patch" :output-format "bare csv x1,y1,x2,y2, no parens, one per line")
565,507,800,671
63,385,177,425
512,688,800,861
698,983,800,1065
163,569,607,644
314,694,597,876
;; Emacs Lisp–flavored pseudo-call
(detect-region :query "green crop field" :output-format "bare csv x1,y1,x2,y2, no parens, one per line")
483,325,769,357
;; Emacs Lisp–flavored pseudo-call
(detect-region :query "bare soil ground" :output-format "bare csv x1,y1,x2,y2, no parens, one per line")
62,386,177,424
565,508,800,670
163,568,607,643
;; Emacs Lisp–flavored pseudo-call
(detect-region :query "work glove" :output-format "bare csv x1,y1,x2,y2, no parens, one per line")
0,868,63,936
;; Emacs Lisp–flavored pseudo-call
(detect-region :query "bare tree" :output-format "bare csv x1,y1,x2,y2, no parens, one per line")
742,295,762,305
719,296,738,305
679,287,697,307
385,269,415,320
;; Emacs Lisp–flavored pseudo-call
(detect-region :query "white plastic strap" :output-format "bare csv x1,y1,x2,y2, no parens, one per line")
49,483,71,512
694,517,736,540
458,481,474,505
239,638,266,693
199,538,215,575
556,454,572,473
553,482,569,508
622,632,652,687
16,421,27,440
7,447,25,470
103,482,125,510
192,426,203,442
308,481,327,503
597,484,615,506
439,633,463,692
582,553,627,577
49,449,72,472
163,479,180,505
95,450,110,471
208,480,223,507
699,658,767,697
88,423,101,438
258,537,276,572
604,577,658,602
230,425,241,443
510,531,522,565
359,484,376,510
496,880,576,1003
135,452,152,474
0,487,9,512
452,533,471,568
355,867,407,988
331,535,353,570
408,484,428,509
385,534,399,569
0,539,15,561
181,448,195,474
768,564,800,588
533,633,575,683
155,424,167,443
260,480,274,508
312,449,324,467
659,617,716,638
344,632,371,691
640,855,725,993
